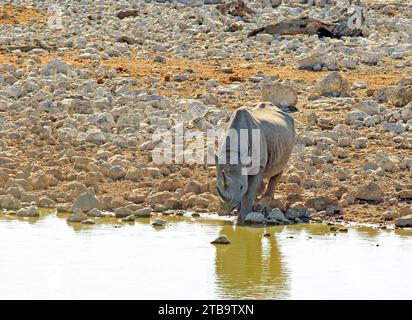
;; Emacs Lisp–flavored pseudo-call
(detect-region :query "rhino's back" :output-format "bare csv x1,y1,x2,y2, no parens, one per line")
250,103,295,177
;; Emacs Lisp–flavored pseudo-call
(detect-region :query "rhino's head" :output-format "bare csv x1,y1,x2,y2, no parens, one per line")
215,160,248,210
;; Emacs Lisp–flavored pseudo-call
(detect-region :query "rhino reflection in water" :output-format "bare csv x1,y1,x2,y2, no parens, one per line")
214,225,290,299
215,102,295,222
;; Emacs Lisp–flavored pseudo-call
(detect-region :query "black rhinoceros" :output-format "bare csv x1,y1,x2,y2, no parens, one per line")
215,102,295,222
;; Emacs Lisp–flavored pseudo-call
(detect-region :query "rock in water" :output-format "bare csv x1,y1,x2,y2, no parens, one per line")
121,214,135,222
87,208,104,217
268,208,286,222
211,235,230,244
135,207,152,218
152,219,167,227
395,215,412,228
67,209,88,223
114,207,134,218
261,83,298,108
244,212,265,224
354,181,383,202
316,71,350,97
81,219,96,225
72,192,101,212
16,206,40,218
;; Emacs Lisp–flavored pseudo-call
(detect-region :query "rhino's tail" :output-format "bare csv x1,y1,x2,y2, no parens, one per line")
248,27,264,37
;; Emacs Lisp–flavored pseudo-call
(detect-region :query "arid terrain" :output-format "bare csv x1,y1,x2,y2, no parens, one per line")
0,0,411,228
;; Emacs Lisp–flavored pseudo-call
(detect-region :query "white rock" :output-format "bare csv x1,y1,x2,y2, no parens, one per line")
0,195,21,210
268,208,286,221
87,208,104,217
383,211,394,220
383,123,405,134
354,137,368,148
401,103,412,122
135,207,152,218
346,110,369,124
360,51,384,65
262,83,298,108
41,59,70,76
16,206,39,217
67,208,88,223
316,72,350,97
354,181,383,202
395,215,412,228
356,100,381,116
244,212,265,224
297,54,323,71
256,34,273,44
115,207,134,218
72,192,101,212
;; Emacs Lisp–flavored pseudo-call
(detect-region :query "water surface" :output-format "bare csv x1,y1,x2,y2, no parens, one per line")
0,211,411,299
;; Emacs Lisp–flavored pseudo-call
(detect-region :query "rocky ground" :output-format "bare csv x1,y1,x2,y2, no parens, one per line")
0,0,411,228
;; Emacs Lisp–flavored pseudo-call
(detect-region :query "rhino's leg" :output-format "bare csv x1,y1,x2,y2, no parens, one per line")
257,180,266,195
263,171,283,197
238,174,263,221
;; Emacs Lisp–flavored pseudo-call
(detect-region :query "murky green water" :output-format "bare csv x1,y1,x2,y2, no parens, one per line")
1,210,412,299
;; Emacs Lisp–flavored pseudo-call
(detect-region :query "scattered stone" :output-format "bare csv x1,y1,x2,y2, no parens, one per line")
390,79,412,107
316,72,350,97
354,137,368,149
0,195,21,210
398,190,412,200
116,9,139,19
297,54,323,71
261,83,298,108
354,181,384,202
383,211,394,221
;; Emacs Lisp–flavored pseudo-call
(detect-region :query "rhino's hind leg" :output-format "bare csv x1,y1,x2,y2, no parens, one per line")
257,180,266,195
263,171,283,197
238,174,263,222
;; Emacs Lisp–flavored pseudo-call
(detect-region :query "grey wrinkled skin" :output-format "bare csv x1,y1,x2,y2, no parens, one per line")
215,102,295,223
